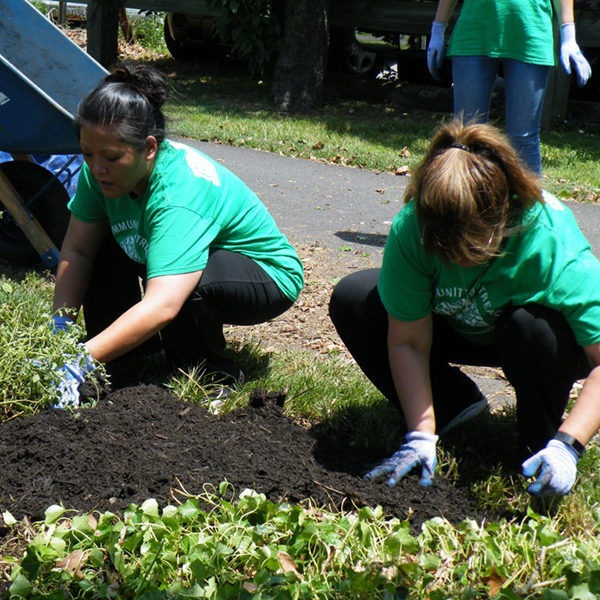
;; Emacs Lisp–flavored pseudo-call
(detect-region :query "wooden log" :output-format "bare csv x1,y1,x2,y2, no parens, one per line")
122,0,219,14
330,0,439,34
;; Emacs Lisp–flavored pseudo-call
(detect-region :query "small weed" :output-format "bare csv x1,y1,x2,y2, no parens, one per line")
0,273,106,420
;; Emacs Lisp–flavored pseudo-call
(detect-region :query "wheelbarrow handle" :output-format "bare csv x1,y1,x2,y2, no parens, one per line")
0,170,59,268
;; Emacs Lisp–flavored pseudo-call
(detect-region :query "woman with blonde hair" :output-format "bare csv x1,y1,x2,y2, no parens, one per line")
329,120,600,496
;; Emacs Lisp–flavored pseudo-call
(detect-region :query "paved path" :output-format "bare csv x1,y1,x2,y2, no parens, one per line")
187,140,600,409
190,140,600,258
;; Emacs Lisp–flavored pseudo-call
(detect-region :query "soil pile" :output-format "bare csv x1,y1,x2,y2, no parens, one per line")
0,385,493,530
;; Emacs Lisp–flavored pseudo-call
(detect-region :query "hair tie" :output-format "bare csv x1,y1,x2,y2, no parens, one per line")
450,142,470,152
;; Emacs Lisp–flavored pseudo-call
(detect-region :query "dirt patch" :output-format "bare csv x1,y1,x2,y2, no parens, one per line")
0,243,509,534
226,243,385,357
0,385,494,532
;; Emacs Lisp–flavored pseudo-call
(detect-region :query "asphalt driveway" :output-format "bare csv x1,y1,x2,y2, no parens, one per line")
190,140,600,258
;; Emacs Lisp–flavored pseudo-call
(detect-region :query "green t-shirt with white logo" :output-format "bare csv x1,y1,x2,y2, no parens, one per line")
69,140,304,301
378,195,600,346
447,0,555,66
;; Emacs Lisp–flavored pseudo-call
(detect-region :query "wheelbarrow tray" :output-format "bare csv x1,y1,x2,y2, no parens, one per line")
0,0,108,154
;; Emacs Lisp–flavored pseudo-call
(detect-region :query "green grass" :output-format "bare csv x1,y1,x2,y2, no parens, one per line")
3,51,600,598
2,272,600,598
157,58,600,201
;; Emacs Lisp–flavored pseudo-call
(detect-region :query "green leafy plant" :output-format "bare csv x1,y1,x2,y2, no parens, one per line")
127,11,169,55
0,273,106,420
208,0,284,76
6,488,600,599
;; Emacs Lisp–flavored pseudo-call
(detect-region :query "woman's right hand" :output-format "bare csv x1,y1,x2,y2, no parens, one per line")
559,23,592,86
364,431,439,487
427,21,447,80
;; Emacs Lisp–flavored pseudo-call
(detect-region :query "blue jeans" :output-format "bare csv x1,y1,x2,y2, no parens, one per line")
452,56,550,175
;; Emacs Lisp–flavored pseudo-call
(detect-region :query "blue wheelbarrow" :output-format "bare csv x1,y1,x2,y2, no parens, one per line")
0,0,107,268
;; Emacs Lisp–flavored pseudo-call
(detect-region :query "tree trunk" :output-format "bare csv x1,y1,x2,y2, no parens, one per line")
271,0,329,112
86,0,120,68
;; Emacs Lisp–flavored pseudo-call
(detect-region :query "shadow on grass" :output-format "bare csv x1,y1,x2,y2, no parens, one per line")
151,55,600,192
151,56,442,168
311,399,521,485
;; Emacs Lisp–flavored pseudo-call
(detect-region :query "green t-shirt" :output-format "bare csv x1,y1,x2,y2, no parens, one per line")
447,0,555,66
378,194,600,346
69,140,304,301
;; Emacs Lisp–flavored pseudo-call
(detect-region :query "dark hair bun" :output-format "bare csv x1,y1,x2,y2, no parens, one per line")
105,64,168,109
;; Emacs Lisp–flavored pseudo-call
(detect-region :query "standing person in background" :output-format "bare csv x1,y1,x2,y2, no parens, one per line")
50,64,304,407
426,0,592,175
329,121,600,497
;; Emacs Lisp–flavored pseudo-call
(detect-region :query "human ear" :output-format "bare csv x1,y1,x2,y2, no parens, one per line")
144,136,158,160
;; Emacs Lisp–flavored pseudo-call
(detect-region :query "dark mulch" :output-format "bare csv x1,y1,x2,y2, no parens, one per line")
0,385,497,532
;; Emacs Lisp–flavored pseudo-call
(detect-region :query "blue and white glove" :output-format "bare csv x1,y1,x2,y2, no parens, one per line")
560,23,592,87
53,349,95,409
364,431,439,487
521,439,579,496
426,21,447,81
51,315,73,335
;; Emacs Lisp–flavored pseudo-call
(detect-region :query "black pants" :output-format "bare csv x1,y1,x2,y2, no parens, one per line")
83,236,293,371
329,269,589,457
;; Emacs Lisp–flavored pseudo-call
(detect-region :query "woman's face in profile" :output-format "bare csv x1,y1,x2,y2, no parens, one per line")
80,125,156,199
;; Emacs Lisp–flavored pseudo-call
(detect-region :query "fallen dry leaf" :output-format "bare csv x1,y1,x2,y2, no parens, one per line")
277,550,304,580
56,549,89,578
481,564,506,596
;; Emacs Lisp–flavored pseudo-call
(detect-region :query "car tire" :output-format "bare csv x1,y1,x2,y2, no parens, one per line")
164,15,199,61
329,27,383,78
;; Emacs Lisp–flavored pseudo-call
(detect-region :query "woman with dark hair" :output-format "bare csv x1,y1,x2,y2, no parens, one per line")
51,64,303,405
329,120,600,496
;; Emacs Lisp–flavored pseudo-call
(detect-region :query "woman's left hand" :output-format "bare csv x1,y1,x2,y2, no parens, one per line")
560,23,592,86
51,348,95,409
521,438,579,496
364,431,439,487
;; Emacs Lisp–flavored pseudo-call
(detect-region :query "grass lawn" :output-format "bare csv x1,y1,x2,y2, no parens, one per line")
158,57,600,203
2,42,600,598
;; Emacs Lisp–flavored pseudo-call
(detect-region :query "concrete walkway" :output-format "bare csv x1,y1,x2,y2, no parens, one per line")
191,140,600,258
190,140,599,410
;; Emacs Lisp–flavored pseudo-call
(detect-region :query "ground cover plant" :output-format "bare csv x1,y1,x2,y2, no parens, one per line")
4,13,600,597
1,250,600,599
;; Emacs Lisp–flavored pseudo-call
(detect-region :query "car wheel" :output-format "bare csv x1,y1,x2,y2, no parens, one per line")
164,14,199,61
346,41,381,76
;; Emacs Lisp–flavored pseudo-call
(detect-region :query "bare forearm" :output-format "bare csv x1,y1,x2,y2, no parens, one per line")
560,365,600,445
552,0,574,24
52,252,94,320
84,298,173,363
388,345,436,434
434,0,460,23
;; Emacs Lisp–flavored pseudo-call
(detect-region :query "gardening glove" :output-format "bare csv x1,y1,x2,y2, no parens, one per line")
51,315,73,335
559,23,591,87
521,439,579,497
426,21,447,80
364,431,439,487
53,348,95,409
